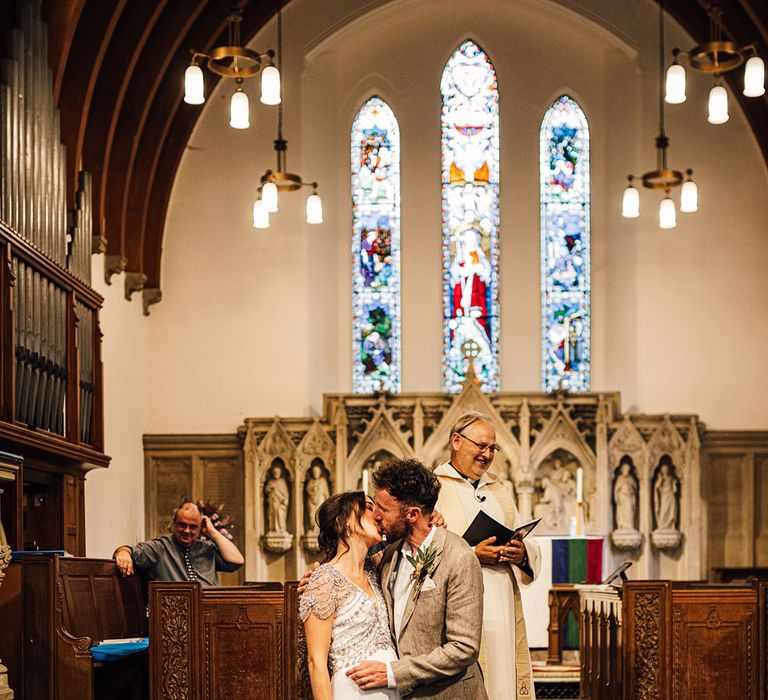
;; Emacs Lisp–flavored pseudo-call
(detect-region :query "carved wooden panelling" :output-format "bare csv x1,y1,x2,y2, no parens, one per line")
622,581,671,699
203,601,282,700
671,595,757,699
703,432,768,573
634,592,661,696
152,458,193,537
756,454,768,566
149,583,201,700
199,456,243,549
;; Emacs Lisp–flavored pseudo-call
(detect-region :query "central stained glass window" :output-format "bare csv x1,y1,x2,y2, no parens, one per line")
351,97,401,393
540,95,591,392
441,40,500,393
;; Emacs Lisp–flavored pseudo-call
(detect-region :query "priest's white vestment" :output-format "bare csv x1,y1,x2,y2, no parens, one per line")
434,462,541,700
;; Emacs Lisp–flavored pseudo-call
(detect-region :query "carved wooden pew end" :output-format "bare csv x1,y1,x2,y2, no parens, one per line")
22,555,148,700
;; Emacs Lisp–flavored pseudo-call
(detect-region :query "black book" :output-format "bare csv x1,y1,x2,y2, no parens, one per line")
462,511,541,547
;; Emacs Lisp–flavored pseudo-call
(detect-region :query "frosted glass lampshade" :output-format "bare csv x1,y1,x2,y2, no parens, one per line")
707,84,729,124
744,56,765,98
262,181,279,213
621,184,640,218
230,89,250,129
306,193,323,224
680,179,698,213
260,65,281,105
665,63,686,104
659,196,677,229
184,65,205,105
252,200,269,228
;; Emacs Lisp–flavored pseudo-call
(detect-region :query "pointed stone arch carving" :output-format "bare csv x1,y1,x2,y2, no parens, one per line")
421,383,521,475
347,410,416,489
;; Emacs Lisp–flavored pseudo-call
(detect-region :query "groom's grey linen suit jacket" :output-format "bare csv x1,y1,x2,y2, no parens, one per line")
382,526,488,699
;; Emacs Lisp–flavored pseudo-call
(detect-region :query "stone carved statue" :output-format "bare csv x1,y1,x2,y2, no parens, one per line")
651,460,682,550
654,463,678,531
304,465,329,534
614,463,638,530
265,466,290,535
534,476,564,528
611,461,642,549
551,459,577,499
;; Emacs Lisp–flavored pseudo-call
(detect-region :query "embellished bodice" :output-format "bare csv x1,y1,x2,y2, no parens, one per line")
299,562,395,675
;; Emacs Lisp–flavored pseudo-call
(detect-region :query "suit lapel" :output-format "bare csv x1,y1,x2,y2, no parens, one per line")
381,542,401,637
398,527,447,640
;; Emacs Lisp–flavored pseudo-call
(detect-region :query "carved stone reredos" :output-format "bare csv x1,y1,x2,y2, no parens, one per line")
238,389,704,581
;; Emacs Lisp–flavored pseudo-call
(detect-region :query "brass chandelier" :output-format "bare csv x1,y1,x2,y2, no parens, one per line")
252,5,322,228
183,9,281,129
665,3,764,124
622,0,697,229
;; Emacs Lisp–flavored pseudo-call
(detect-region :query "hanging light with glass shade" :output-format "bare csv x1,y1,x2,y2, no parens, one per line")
253,4,322,228
665,4,764,123
622,0,697,229
183,9,280,129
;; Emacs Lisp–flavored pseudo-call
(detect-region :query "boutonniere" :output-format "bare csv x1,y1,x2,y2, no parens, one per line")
405,542,440,600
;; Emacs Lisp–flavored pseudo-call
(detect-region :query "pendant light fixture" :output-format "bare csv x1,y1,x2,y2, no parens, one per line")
622,0,697,229
253,4,322,228
184,9,281,129
665,4,764,122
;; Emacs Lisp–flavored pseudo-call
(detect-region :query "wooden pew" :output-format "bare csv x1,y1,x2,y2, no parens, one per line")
579,579,767,699
22,554,147,700
148,580,301,700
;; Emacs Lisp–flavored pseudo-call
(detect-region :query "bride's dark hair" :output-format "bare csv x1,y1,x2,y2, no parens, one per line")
316,491,367,563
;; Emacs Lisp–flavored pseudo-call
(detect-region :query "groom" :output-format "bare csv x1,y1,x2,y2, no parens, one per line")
347,458,487,698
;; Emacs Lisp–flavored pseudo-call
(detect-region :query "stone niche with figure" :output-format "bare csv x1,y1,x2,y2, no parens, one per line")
238,379,706,582
532,450,581,534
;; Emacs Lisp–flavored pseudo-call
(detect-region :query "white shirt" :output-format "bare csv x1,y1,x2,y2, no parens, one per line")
386,525,437,688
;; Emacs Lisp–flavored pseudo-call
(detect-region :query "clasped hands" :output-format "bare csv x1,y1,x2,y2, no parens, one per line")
475,535,525,566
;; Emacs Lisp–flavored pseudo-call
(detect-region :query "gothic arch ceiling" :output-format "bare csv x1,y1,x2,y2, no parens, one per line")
37,0,768,295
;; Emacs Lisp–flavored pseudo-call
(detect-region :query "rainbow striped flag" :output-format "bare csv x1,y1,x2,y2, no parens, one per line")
552,537,603,584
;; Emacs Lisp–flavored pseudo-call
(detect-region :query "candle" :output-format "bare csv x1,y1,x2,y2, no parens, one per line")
576,467,583,503
362,467,369,494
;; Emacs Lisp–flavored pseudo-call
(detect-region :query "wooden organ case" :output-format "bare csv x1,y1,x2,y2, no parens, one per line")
0,0,108,557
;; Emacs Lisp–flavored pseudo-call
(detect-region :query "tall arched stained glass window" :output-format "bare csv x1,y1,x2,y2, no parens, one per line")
351,97,401,393
441,41,500,393
540,95,591,392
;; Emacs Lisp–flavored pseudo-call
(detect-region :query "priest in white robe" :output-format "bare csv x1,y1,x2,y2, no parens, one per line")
434,411,541,700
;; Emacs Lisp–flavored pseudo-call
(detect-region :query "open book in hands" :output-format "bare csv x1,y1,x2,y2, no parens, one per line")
462,511,541,547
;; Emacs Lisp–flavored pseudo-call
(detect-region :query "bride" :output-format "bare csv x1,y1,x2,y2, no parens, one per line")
300,491,400,699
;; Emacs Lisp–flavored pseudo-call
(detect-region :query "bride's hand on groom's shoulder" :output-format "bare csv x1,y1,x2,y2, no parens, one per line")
297,561,320,595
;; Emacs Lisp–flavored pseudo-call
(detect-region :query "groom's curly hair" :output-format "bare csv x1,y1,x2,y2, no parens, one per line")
371,458,440,515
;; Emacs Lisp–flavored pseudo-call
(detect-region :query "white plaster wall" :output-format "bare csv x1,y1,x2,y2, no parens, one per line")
84,255,150,555
141,0,768,432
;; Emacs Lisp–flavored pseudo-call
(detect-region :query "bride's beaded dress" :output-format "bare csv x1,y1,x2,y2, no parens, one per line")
300,562,400,699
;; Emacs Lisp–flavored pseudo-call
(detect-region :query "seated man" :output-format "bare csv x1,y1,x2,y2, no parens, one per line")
114,502,244,586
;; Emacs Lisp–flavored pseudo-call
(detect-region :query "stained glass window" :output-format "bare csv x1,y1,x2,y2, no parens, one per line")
540,95,591,392
441,41,500,393
351,97,401,393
